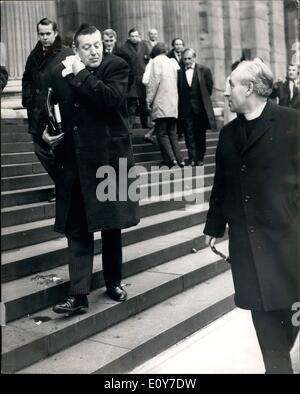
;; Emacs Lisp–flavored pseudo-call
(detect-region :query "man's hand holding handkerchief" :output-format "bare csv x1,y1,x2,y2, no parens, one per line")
61,54,85,77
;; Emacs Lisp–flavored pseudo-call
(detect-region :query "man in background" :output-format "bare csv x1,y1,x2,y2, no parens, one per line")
22,18,73,202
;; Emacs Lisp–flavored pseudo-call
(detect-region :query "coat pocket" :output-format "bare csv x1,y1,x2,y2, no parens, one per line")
109,134,135,170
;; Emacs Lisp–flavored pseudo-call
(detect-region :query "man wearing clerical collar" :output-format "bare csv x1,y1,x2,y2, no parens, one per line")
204,58,299,374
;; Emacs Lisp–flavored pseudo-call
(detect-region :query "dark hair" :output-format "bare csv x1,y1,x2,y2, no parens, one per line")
171,37,184,47
74,24,98,47
37,17,57,33
128,28,139,36
150,42,168,58
231,60,241,71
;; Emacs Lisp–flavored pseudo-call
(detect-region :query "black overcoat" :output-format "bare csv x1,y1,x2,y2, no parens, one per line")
22,36,73,137
120,40,150,98
49,53,140,233
204,100,299,311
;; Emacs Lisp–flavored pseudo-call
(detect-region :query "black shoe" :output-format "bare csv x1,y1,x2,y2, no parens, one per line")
107,285,127,302
178,161,185,168
52,295,88,314
189,160,196,166
48,190,56,203
143,135,156,144
196,161,204,166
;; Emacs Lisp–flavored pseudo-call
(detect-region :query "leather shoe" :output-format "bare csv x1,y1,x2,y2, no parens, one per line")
144,135,156,144
178,161,185,168
53,295,88,314
196,161,204,166
48,190,56,203
107,285,127,302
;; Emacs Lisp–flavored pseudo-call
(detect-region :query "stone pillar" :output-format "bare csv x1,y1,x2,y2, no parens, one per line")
284,0,299,65
222,0,242,76
240,0,270,63
1,0,57,80
56,0,109,40
268,0,287,79
109,0,164,45
162,0,226,104
202,0,226,104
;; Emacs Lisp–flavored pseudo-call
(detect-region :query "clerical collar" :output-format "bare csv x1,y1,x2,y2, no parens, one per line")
244,101,267,121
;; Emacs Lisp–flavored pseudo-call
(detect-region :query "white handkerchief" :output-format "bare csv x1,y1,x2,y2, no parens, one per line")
61,55,77,78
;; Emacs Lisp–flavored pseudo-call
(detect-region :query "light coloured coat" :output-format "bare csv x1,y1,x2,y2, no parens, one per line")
146,54,180,120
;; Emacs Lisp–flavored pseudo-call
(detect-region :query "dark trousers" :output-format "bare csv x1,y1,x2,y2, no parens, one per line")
181,114,207,162
32,135,57,183
155,117,183,164
127,97,149,128
65,179,122,295
251,309,299,374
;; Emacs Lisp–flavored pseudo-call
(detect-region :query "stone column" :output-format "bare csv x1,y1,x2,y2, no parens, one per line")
268,0,287,79
1,0,57,80
240,0,270,63
202,0,226,104
222,0,242,76
284,0,299,65
56,0,110,39
109,0,164,45
162,0,226,104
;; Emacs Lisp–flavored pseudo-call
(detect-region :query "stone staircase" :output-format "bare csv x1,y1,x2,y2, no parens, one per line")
1,118,234,374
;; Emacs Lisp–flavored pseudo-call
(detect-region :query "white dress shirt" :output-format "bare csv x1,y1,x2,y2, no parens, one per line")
185,64,195,87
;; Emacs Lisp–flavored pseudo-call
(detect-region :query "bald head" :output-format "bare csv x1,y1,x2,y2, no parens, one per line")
148,29,158,42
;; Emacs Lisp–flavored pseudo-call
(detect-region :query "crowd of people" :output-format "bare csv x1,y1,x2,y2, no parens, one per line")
3,16,298,374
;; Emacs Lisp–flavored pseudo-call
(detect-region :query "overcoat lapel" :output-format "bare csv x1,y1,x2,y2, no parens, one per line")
240,100,275,156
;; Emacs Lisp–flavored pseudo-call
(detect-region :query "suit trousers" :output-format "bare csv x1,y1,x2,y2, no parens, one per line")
127,97,149,128
251,309,299,374
181,113,207,162
65,178,122,295
155,117,183,164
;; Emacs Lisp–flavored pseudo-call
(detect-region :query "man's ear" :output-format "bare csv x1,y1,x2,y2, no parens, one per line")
246,82,254,96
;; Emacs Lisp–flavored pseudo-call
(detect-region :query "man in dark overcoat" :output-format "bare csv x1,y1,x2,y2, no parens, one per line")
204,59,299,373
42,24,139,314
270,63,300,110
120,28,150,128
178,48,217,166
22,18,73,202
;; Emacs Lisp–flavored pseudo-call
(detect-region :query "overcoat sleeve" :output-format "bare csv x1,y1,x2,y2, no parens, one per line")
69,58,129,110
203,66,213,96
203,129,227,237
22,54,33,108
146,58,160,107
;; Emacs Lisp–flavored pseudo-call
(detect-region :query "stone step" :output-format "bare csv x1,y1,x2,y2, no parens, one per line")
1,142,34,154
18,269,234,374
1,136,218,154
2,172,54,192
1,185,55,208
1,152,37,165
1,188,212,282
2,219,221,322
1,165,214,208
2,243,232,373
1,157,214,194
1,147,216,178
1,132,32,143
1,176,210,251
1,179,212,227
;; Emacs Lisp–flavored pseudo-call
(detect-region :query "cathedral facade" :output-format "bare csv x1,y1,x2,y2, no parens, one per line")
1,0,299,105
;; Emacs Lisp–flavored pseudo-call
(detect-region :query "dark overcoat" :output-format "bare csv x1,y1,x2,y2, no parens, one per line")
49,53,140,233
270,80,300,110
120,40,150,98
22,36,73,137
204,100,299,311
178,63,217,132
